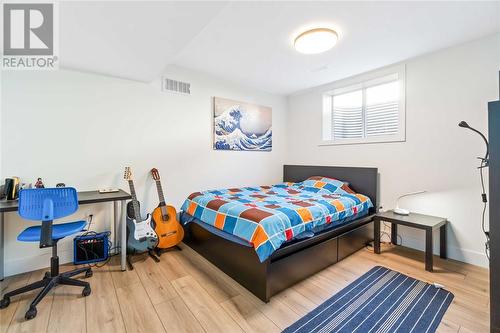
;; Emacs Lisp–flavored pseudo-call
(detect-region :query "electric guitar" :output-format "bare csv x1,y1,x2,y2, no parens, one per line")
150,168,184,248
123,167,158,253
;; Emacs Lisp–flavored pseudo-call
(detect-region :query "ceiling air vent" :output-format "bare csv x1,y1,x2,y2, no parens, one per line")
162,77,191,95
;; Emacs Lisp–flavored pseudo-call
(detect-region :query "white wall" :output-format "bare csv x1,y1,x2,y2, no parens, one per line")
286,34,500,267
1,66,287,276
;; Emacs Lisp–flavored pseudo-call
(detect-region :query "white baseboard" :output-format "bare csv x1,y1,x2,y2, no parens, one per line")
5,249,75,277
398,234,489,268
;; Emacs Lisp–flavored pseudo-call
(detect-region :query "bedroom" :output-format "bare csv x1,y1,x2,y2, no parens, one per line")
0,1,499,332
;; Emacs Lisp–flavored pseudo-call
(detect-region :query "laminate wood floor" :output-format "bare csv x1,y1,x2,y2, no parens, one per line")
0,244,490,333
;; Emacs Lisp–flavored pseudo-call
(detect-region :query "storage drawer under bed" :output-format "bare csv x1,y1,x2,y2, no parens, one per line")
268,236,338,297
338,221,374,261
268,221,373,297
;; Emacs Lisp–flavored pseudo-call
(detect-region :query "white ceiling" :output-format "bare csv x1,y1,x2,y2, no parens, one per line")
60,1,228,82
59,1,500,95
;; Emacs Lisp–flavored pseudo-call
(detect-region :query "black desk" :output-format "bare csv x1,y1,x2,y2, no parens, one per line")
373,210,448,272
0,190,131,280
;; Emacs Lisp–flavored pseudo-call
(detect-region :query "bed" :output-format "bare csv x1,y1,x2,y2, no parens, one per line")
181,165,378,302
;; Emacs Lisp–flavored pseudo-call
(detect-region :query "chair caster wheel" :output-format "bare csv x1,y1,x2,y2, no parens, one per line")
25,306,37,320
0,296,10,309
43,272,51,279
82,286,91,297
85,270,93,278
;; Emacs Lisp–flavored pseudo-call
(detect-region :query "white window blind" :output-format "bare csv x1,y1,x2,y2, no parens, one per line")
332,90,363,139
323,67,405,145
365,80,399,137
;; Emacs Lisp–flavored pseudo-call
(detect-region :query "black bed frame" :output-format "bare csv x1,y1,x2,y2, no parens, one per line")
183,165,379,302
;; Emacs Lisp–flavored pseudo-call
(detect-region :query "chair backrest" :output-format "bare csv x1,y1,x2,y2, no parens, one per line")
18,187,78,222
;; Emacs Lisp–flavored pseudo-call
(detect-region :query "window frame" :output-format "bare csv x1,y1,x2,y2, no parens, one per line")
320,64,406,146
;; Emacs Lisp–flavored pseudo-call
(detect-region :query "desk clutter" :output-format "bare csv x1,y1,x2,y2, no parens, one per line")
0,177,64,201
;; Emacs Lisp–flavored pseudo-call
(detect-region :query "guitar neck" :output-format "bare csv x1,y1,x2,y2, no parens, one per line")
128,180,142,221
155,180,166,205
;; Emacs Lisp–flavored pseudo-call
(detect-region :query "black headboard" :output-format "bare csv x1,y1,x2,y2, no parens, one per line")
283,165,379,213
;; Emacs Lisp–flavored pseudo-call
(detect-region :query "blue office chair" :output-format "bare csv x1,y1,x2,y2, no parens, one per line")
0,188,92,320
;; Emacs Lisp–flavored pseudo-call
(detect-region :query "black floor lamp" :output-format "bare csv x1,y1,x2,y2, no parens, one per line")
458,120,490,258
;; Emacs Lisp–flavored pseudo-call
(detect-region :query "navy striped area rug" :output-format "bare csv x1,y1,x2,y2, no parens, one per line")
284,266,454,333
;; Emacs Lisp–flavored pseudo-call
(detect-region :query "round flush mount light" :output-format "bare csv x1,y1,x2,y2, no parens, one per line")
294,28,338,54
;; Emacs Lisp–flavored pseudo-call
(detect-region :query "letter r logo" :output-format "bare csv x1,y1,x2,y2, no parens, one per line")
3,3,54,56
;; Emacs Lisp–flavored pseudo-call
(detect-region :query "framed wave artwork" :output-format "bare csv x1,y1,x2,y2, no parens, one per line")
213,97,272,151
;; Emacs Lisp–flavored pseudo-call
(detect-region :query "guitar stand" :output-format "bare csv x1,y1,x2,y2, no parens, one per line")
148,250,160,263
126,255,134,271
126,250,160,270
154,245,182,257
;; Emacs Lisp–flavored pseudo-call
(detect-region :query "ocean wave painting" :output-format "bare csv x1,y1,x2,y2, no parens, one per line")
213,97,272,151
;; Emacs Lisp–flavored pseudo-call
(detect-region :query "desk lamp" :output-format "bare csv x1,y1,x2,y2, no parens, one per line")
394,191,427,216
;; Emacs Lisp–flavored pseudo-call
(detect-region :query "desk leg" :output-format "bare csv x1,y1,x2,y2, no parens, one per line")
374,218,381,254
391,223,398,245
0,212,4,281
120,200,127,271
425,228,433,272
440,224,447,259
113,201,118,255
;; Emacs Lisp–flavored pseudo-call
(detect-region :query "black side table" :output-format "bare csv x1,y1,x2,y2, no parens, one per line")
373,210,448,272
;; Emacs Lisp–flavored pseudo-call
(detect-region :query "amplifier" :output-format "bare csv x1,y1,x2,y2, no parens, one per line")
73,232,109,265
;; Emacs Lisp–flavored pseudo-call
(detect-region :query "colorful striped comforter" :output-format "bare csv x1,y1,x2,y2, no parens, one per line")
181,177,373,262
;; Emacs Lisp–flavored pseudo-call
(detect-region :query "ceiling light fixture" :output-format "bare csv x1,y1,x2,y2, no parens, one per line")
294,28,338,54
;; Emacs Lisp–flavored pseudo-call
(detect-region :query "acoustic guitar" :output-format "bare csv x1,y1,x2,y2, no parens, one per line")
150,168,184,248
123,167,158,253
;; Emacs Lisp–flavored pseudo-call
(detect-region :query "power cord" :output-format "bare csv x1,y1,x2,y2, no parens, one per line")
479,158,490,260
365,220,402,252
86,214,93,231
382,221,402,246
380,222,391,243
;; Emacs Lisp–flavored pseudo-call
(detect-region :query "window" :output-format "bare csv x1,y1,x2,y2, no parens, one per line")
322,65,405,145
